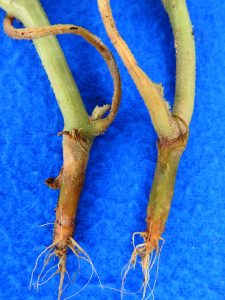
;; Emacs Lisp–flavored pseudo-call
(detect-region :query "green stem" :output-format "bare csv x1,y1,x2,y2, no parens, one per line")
162,0,196,125
0,0,92,134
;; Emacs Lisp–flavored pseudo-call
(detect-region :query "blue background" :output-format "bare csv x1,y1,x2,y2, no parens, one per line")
0,0,224,299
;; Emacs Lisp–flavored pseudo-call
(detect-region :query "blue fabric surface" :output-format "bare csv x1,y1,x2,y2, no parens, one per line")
0,0,224,299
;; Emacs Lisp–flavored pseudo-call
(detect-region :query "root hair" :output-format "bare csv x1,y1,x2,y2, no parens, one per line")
29,237,101,300
120,231,165,300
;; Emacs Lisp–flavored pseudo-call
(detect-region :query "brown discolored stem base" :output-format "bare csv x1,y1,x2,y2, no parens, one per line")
53,130,92,253
29,131,94,300
49,130,92,300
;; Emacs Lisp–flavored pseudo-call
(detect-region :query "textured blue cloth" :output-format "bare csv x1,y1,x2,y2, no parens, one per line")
0,0,224,299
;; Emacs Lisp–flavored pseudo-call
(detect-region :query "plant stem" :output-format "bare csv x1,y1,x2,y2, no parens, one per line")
0,0,91,133
145,0,195,231
0,2,122,297
98,3,195,292
145,0,196,233
162,0,196,125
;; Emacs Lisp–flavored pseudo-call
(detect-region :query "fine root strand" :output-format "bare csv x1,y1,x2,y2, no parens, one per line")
38,222,54,228
29,241,58,290
58,253,67,300
120,232,165,300
29,237,101,300
69,237,103,288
